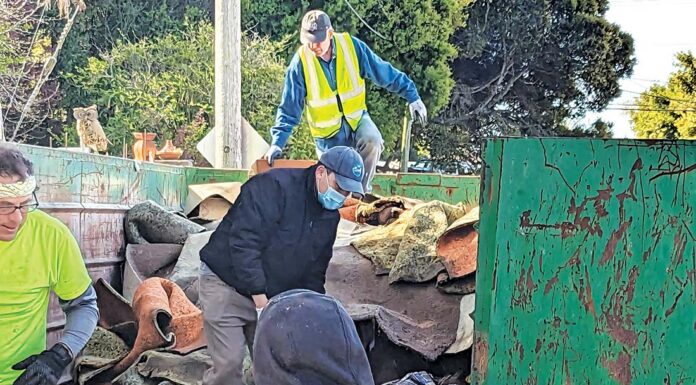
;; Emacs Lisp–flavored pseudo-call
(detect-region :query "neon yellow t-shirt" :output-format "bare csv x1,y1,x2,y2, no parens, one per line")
0,210,91,385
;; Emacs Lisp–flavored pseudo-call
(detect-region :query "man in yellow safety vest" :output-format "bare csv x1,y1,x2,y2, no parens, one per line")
264,10,428,193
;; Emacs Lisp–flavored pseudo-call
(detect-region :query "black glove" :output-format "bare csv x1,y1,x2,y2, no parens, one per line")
12,344,72,385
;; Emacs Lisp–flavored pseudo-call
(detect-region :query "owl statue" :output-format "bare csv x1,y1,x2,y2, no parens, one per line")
73,105,111,153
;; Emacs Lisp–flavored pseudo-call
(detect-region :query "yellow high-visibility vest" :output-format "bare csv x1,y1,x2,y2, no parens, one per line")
299,33,367,139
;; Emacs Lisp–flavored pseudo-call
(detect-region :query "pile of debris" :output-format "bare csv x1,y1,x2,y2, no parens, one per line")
78,181,479,385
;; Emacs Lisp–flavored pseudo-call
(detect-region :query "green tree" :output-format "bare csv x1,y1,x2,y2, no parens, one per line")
430,0,634,166
48,0,211,75
630,52,696,139
241,0,471,159
558,119,614,138
62,21,292,162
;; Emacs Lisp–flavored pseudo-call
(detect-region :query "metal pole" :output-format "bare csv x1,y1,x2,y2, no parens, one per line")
400,112,413,173
214,0,242,168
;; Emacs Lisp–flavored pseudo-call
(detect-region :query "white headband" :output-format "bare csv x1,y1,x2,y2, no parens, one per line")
0,176,37,199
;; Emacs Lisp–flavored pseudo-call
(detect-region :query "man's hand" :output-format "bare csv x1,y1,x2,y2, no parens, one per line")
263,145,282,166
252,294,269,310
12,344,72,385
409,99,428,125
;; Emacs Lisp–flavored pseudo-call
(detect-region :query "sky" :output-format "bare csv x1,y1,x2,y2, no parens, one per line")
590,0,696,138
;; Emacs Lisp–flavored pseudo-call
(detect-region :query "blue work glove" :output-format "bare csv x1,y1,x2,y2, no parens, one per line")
263,145,282,166
12,344,72,385
409,99,428,125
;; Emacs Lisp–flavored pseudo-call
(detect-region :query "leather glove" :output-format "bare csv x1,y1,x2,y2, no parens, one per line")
12,344,72,385
409,99,428,125
263,145,282,166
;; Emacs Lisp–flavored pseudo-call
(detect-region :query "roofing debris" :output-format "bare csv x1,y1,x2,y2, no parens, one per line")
82,193,479,385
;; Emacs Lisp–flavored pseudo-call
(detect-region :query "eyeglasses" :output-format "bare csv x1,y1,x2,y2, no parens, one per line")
0,194,39,215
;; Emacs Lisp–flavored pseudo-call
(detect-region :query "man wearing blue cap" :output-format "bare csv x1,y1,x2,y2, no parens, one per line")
264,9,428,193
198,146,365,385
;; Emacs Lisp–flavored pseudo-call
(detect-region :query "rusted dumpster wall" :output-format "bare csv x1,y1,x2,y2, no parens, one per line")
16,143,480,349
186,168,480,206
473,138,695,385
18,144,185,348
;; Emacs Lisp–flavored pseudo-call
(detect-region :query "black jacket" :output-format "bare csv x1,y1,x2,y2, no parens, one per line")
200,165,340,298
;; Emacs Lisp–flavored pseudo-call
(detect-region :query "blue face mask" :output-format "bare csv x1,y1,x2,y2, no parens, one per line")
318,173,347,211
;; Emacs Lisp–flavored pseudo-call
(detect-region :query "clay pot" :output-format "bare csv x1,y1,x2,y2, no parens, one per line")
133,132,157,161
157,140,183,160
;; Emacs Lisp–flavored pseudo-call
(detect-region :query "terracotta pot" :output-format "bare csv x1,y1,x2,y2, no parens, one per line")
157,140,183,160
132,132,157,161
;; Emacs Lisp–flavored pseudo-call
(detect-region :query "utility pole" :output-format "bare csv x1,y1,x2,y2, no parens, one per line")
214,0,242,168
0,103,5,142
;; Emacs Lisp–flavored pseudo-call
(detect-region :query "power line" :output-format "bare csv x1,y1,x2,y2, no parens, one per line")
606,107,696,112
621,89,696,106
342,0,388,40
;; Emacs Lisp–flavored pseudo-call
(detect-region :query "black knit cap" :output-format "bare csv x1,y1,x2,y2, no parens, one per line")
253,289,375,385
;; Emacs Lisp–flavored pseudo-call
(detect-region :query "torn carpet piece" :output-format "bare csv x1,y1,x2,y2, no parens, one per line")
326,246,462,361
134,350,212,385
125,201,206,244
436,207,479,279
73,327,130,385
168,231,213,304
123,244,182,302
352,201,467,283
436,273,476,295
89,278,206,383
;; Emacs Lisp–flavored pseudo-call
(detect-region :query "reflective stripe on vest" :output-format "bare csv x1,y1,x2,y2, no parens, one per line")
299,33,367,139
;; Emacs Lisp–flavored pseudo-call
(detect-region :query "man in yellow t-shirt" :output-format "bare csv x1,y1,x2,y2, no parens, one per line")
0,146,98,385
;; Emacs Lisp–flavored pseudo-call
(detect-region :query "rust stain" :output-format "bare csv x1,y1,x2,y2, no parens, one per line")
513,267,533,307
473,332,489,379
665,286,686,318
578,266,598,318
599,219,633,266
648,161,696,181
644,307,654,325
602,352,633,385
535,339,542,354
672,230,687,267
526,262,538,293
603,267,639,348
520,210,576,238
544,275,559,295
564,360,572,385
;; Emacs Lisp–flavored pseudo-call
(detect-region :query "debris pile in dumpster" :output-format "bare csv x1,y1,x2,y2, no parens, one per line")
82,190,479,385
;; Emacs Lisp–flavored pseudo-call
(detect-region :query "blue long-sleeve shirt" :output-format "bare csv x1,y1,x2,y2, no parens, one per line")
270,35,420,148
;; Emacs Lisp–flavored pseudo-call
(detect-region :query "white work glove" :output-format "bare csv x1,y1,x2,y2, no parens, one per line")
409,99,428,125
263,145,282,166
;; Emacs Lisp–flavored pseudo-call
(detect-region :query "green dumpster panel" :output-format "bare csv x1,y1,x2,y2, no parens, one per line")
473,138,695,385
181,168,480,205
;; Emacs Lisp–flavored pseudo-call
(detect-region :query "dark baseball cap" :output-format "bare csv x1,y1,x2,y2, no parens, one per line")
300,10,332,44
319,146,365,197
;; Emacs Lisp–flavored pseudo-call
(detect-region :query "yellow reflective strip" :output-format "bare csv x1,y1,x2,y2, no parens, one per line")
307,96,337,108
311,117,343,128
335,34,361,90
339,85,366,101
344,110,363,120
302,47,321,102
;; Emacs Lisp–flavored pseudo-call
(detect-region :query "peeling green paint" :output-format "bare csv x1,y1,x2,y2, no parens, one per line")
473,138,696,385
